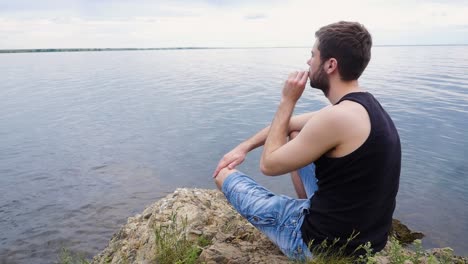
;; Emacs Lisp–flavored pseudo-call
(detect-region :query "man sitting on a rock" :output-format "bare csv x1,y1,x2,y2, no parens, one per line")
213,21,401,260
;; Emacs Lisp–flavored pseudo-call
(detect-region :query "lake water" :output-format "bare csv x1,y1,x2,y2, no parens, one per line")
0,46,467,263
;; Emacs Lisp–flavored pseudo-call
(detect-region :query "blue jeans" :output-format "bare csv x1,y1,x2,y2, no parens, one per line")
221,163,318,260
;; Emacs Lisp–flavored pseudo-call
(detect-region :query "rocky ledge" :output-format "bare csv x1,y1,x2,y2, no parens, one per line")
92,188,466,264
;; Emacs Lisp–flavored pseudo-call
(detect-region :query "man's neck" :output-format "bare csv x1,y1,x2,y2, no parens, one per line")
326,80,362,104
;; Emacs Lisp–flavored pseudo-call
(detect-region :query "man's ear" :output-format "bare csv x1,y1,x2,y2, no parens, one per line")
325,58,338,74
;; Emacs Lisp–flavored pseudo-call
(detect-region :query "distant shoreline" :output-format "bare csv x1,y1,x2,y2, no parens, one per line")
1,44,467,54
0,47,220,54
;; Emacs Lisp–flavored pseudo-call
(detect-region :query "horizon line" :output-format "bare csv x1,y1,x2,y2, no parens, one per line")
1,44,467,54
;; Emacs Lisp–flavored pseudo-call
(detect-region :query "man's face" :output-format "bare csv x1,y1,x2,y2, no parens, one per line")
307,40,330,96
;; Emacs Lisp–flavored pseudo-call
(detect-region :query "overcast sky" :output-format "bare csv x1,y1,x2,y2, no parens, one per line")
1,0,468,49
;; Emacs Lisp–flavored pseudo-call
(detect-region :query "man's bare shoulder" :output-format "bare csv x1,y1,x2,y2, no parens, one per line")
333,100,369,123
305,103,350,123
301,105,342,133
313,99,366,118
304,101,369,135
298,100,370,157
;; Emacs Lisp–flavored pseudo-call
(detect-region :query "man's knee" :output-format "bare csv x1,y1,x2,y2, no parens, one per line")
214,167,237,190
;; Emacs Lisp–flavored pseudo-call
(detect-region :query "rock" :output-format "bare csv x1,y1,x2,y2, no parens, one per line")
143,212,152,219
390,219,424,244
199,243,250,264
91,188,289,264
92,188,467,264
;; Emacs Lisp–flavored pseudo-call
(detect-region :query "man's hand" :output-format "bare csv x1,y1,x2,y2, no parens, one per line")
213,71,308,178
213,144,249,178
282,71,309,103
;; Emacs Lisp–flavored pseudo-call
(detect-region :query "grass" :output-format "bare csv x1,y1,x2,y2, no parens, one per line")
59,234,461,264
153,212,212,264
58,211,213,264
294,232,362,264
381,237,458,264
58,248,90,264
59,212,462,264
295,236,460,264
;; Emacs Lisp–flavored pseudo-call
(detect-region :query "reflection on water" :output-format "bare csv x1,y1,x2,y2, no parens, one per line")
0,46,467,262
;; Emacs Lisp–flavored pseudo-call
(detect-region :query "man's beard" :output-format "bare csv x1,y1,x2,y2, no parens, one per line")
309,63,330,96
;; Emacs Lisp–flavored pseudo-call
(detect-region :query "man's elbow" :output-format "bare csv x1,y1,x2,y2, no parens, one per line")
260,160,281,176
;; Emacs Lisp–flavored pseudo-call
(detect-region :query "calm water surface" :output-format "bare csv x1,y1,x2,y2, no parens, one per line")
0,47,467,263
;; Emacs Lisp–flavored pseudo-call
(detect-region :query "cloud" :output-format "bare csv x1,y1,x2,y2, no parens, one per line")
0,0,281,19
0,0,467,48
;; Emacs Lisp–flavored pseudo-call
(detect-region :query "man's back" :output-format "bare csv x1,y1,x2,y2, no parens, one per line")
301,92,401,255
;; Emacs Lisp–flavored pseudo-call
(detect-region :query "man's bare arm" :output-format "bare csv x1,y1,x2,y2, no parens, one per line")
260,71,342,176
212,111,317,177
238,111,316,152
260,108,340,176
260,71,309,175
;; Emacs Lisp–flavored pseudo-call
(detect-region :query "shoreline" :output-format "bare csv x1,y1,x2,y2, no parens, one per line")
2,45,468,54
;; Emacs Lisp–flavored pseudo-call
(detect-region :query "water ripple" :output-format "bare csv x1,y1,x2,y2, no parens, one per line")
0,47,467,262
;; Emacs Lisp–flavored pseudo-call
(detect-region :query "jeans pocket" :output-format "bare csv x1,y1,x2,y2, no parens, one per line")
248,212,278,226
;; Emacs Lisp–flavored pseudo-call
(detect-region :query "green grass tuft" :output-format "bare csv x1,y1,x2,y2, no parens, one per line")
292,235,460,264
298,232,360,264
154,212,212,264
58,248,90,264
197,235,212,248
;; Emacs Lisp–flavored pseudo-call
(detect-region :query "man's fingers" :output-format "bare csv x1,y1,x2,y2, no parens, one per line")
213,155,233,177
294,71,304,82
213,149,246,177
289,71,308,85
228,160,238,169
213,161,225,178
213,167,220,178
300,71,308,84
288,71,298,80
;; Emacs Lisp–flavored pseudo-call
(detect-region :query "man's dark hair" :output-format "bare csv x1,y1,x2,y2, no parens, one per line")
315,21,372,81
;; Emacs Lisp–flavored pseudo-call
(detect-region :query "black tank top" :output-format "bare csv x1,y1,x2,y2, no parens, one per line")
300,92,401,255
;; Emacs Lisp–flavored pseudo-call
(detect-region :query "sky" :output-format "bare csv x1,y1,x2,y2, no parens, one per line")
1,0,468,49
